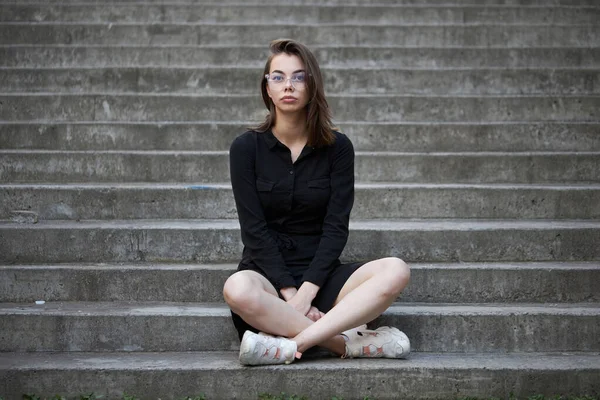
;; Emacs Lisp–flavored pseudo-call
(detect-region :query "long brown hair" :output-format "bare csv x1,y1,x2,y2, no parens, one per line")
253,39,336,148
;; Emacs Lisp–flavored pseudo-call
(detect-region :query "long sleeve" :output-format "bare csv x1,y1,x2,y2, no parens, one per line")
229,134,296,290
301,134,355,287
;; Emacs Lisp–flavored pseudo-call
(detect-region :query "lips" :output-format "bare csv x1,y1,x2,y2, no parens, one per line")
281,96,297,101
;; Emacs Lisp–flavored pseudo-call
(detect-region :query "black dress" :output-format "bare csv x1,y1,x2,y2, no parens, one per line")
228,129,364,340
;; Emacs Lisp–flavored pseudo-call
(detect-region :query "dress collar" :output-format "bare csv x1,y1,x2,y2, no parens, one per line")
263,129,279,150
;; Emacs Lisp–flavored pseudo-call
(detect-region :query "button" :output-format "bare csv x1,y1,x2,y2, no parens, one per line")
289,170,294,175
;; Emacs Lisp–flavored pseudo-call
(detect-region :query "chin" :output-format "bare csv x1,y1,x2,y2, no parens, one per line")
277,103,307,113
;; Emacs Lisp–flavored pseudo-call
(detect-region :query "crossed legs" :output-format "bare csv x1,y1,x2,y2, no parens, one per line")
223,257,410,355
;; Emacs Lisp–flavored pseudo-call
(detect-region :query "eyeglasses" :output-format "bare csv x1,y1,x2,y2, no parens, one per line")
265,72,307,89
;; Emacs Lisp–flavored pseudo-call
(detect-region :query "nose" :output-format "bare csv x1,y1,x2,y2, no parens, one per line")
284,78,295,90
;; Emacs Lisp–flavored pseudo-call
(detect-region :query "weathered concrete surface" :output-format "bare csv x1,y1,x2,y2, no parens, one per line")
1,24,599,47
1,262,598,303
1,302,598,352
0,302,240,352
3,183,600,220
3,4,599,24
2,67,599,95
2,151,599,183
1,352,599,400
3,46,600,69
0,0,598,398
2,122,599,152
1,219,599,263
9,209,38,224
2,94,598,122
6,0,600,4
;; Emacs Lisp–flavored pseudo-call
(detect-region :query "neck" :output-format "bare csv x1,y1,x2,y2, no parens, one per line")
272,111,307,145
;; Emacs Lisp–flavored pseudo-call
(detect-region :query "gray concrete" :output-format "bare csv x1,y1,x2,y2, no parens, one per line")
2,122,599,152
4,0,600,6
1,1,599,397
1,24,599,47
3,4,600,24
1,262,598,304
1,352,599,400
1,301,598,352
3,46,600,69
2,151,599,183
3,183,600,220
3,67,599,95
9,209,38,223
1,219,599,263
2,94,598,122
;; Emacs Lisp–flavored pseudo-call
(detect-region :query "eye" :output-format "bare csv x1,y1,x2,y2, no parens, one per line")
270,74,285,82
292,74,306,82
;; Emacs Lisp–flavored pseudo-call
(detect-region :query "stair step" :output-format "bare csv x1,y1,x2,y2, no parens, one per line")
3,46,599,68
2,351,599,399
2,67,598,95
1,219,599,263
3,183,600,220
4,0,600,5
2,122,599,152
1,94,598,122
2,150,598,184
1,262,598,303
3,4,599,24
1,23,598,47
1,301,599,352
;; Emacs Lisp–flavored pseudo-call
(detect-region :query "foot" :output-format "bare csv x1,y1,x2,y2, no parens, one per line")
239,330,298,365
342,324,367,337
342,326,410,359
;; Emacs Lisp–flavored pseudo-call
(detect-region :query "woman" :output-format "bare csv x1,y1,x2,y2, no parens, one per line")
224,39,411,366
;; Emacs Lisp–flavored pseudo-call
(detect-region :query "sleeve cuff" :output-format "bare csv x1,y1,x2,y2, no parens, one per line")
274,275,297,291
300,272,327,289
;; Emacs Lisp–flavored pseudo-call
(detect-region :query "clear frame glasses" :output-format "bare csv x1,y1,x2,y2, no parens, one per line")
265,72,307,89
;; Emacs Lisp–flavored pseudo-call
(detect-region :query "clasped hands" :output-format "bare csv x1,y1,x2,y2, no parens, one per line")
280,282,325,322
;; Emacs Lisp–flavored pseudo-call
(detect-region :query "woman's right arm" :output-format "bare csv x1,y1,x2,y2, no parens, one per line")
229,134,296,291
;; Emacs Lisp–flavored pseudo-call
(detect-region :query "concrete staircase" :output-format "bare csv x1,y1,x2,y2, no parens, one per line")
1,1,599,399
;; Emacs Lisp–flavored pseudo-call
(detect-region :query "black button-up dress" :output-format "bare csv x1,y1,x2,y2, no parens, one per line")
228,129,364,338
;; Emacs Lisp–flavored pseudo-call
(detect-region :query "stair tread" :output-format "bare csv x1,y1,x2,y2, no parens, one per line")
2,218,600,229
2,261,599,270
2,350,600,371
4,182,600,189
1,301,599,316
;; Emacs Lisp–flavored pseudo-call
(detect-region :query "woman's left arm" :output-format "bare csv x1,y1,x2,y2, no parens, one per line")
300,133,355,289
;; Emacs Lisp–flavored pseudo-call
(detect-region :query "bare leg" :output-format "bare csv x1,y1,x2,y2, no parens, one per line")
225,257,409,356
223,270,346,354
291,257,410,353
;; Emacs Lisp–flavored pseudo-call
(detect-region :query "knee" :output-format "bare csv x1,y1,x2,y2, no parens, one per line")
223,273,262,314
381,257,410,297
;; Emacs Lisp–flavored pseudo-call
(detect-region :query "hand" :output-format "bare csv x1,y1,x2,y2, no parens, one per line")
306,306,325,322
286,292,312,316
286,282,320,316
279,287,298,301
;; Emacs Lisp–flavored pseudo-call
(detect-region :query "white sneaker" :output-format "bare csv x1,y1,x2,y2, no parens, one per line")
342,324,367,337
238,330,298,365
342,326,410,359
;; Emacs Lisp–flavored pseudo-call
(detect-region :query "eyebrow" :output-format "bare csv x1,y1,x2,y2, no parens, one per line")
271,69,306,74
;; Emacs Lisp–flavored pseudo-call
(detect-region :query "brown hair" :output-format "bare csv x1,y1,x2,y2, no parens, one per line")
253,39,336,148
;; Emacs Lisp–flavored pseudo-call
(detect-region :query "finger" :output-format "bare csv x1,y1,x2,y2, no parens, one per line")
311,310,323,321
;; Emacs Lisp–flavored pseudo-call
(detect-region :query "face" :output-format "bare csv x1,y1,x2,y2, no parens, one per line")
265,53,310,115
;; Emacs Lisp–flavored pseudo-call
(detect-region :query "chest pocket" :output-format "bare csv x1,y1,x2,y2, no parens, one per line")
308,178,331,190
256,178,274,192
300,177,331,210
255,177,282,212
